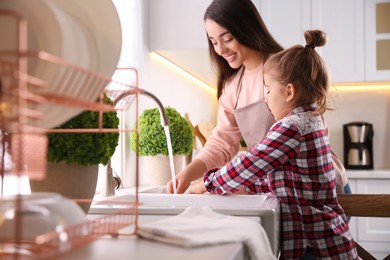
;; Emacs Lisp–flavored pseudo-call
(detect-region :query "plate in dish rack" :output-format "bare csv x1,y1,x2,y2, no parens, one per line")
50,0,122,78
39,0,122,128
0,0,62,76
35,0,98,128
0,0,121,128
0,0,61,54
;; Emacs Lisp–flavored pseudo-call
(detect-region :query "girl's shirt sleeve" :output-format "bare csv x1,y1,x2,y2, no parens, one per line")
204,121,302,195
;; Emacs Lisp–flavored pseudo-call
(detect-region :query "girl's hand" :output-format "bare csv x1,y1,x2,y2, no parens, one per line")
188,178,207,194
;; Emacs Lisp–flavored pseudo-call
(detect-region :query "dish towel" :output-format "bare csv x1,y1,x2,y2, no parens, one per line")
136,206,276,260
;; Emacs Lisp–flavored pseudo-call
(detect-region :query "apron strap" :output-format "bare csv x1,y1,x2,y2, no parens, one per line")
321,115,349,191
234,67,245,109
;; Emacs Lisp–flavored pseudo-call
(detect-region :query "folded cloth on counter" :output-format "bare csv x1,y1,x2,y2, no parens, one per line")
136,206,276,260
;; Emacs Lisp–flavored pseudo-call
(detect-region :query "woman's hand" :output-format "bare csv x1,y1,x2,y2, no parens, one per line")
166,159,207,194
166,171,191,194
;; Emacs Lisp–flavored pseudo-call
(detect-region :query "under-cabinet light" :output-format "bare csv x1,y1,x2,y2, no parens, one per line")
150,51,217,95
150,52,390,93
330,83,390,91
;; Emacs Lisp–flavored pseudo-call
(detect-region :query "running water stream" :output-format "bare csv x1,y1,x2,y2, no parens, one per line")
163,125,177,194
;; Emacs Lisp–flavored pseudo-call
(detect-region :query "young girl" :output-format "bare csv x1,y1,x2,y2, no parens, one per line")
190,30,358,259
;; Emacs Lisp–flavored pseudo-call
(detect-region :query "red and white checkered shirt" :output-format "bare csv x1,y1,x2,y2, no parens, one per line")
204,104,358,259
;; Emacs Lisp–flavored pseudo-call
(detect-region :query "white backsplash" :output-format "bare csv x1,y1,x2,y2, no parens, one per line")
324,89,390,169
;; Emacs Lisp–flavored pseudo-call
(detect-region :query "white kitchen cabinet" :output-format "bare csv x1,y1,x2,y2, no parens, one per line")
259,0,390,83
148,0,216,86
258,0,365,83
365,0,390,81
256,0,311,49
347,175,390,259
149,0,212,50
311,0,365,83
148,0,390,84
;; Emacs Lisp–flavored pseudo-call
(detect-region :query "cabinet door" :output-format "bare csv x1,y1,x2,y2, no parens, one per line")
148,0,215,86
356,179,390,259
311,0,365,83
365,0,390,81
149,0,212,50
346,179,358,239
259,0,365,83
257,0,311,49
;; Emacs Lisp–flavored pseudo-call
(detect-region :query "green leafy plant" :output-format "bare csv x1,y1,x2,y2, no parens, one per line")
130,107,193,156
47,95,120,166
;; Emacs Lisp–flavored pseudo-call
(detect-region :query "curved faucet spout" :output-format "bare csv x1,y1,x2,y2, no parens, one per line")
113,89,169,126
102,88,169,198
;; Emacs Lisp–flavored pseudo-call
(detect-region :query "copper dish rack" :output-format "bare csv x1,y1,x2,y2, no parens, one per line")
0,10,141,259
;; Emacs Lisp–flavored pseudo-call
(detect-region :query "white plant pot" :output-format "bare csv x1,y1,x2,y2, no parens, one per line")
29,162,98,214
139,155,185,186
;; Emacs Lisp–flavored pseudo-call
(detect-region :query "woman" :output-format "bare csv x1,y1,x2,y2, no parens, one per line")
167,0,283,194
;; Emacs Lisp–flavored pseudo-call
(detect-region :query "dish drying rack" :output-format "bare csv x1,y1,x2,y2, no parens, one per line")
0,10,142,259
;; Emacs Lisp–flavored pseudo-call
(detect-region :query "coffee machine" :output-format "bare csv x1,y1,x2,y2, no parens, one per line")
343,122,374,169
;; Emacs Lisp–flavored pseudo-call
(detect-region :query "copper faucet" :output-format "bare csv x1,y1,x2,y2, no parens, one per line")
100,88,169,197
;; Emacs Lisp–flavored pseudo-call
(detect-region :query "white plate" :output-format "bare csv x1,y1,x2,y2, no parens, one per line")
50,0,122,78
38,0,122,128
0,0,66,128
0,0,61,54
37,0,96,128
0,0,121,128
0,0,62,75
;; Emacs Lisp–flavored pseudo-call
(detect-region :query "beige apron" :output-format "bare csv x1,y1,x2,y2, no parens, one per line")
233,68,275,149
332,151,347,193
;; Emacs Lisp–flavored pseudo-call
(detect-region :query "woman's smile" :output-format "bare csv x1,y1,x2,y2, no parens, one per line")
224,53,237,63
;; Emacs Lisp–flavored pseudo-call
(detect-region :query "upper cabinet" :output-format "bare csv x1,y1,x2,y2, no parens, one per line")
258,0,390,83
149,0,390,86
365,0,390,81
256,0,311,52
149,0,211,50
311,0,365,83
258,0,366,83
148,0,216,87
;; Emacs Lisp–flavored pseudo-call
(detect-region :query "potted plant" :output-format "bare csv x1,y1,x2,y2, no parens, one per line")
130,107,193,186
29,95,120,213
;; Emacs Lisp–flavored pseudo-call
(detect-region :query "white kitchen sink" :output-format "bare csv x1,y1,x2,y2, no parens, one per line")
92,193,273,214
89,188,280,256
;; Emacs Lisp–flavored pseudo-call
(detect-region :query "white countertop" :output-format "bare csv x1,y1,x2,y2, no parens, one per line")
346,169,390,179
56,235,245,260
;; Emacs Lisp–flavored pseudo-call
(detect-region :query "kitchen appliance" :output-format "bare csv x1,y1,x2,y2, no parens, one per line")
343,122,374,169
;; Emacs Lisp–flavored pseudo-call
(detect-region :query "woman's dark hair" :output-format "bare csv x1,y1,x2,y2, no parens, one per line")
264,30,330,115
204,0,283,98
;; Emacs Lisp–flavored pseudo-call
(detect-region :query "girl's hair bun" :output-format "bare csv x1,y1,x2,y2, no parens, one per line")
304,30,327,49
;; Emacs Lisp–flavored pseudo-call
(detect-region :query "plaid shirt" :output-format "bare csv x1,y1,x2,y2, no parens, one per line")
204,105,357,259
